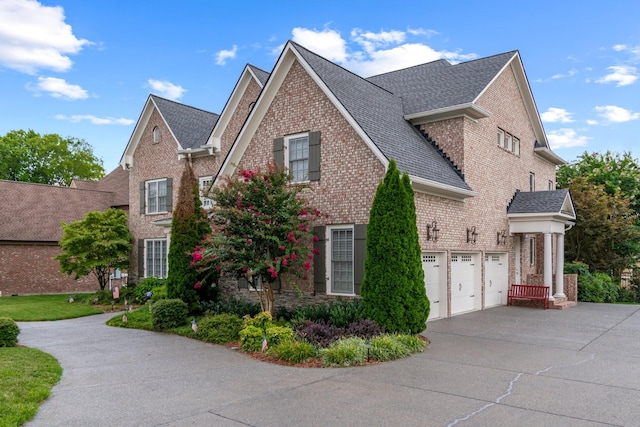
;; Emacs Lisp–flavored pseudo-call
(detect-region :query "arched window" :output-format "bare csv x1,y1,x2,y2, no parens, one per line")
152,126,160,144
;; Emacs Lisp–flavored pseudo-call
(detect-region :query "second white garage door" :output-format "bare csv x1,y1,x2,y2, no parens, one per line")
485,253,508,307
451,253,480,315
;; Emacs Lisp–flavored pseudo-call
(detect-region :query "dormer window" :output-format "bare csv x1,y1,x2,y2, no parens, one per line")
153,126,160,144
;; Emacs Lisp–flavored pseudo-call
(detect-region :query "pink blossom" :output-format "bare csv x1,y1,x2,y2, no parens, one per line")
313,235,319,242
194,281,202,289
314,209,321,217
287,231,296,242
282,259,288,266
303,261,311,271
279,245,285,251
290,253,297,260
192,252,203,263
307,254,314,260
313,248,320,255
300,208,309,216
246,239,252,246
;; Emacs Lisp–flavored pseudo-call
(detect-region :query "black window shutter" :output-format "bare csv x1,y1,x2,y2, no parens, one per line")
353,224,367,295
165,178,173,212
313,226,326,294
138,239,145,278
273,137,284,167
139,181,145,214
308,131,321,181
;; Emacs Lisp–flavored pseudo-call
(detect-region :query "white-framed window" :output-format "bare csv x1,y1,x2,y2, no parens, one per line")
153,126,160,144
529,173,535,192
327,225,354,295
498,128,519,156
529,237,535,266
285,133,309,183
199,176,214,209
145,238,168,278
147,179,168,213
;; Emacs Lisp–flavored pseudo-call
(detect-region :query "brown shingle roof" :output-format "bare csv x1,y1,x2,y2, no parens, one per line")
71,167,129,207
0,180,116,242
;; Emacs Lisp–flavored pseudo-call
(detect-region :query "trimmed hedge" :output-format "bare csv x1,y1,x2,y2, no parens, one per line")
0,317,20,347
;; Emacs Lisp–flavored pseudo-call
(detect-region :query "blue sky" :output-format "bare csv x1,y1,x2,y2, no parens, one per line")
1,0,639,173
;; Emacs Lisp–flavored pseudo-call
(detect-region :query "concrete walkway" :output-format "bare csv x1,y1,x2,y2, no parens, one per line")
18,303,640,427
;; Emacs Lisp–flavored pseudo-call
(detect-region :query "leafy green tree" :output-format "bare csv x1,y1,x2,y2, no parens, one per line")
564,176,640,276
0,129,104,186
192,163,320,314
361,160,430,334
557,151,640,217
166,163,214,306
56,209,131,290
557,151,640,275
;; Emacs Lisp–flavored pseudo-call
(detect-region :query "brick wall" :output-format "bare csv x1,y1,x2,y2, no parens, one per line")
0,243,97,295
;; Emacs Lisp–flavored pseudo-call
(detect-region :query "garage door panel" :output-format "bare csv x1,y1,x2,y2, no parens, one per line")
451,253,479,315
485,253,508,307
423,253,443,320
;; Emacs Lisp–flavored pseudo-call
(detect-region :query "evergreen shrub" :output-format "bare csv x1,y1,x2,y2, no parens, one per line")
0,317,19,347
151,299,188,330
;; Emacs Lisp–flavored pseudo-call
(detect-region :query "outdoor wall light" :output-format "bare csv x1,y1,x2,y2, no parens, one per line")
426,221,440,242
497,230,507,245
467,226,478,244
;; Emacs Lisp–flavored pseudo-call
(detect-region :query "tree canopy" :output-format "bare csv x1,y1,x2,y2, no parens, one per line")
558,151,640,275
192,163,320,314
0,129,104,186
361,160,429,334
56,208,132,290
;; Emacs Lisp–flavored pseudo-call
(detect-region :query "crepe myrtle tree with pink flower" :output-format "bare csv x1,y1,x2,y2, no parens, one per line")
192,162,323,314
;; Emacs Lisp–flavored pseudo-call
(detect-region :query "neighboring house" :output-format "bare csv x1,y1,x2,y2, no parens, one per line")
123,42,575,318
0,166,129,295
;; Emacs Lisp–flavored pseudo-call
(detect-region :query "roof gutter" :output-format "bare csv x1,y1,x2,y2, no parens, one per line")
405,103,491,123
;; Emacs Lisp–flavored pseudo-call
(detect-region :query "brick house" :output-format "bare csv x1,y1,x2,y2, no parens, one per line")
123,42,575,318
0,166,129,295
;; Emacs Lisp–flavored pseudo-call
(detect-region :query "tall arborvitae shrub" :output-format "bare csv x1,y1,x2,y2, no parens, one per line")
166,163,215,307
361,160,430,334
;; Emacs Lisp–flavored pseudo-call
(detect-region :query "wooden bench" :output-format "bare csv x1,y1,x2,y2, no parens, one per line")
507,284,549,309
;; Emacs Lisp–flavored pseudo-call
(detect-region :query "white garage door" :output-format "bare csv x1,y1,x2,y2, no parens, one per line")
451,253,479,315
485,253,508,307
422,253,445,320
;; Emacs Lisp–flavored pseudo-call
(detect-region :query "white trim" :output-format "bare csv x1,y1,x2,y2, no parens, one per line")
144,238,168,278
145,178,168,214
405,103,491,123
410,175,477,201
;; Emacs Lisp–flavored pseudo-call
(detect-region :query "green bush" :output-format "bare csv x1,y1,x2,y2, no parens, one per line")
320,337,367,367
566,262,621,303
270,338,318,363
197,313,243,344
135,277,166,303
239,312,294,352
151,284,168,302
328,299,363,328
0,317,20,347
199,295,261,317
369,334,411,361
394,334,428,353
151,299,188,330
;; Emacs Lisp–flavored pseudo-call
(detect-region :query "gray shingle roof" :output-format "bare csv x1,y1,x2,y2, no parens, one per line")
290,41,472,191
507,189,571,214
248,64,270,86
366,51,517,116
150,95,219,150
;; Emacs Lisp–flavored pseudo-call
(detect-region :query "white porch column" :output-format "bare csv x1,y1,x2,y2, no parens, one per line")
554,233,566,298
543,233,554,300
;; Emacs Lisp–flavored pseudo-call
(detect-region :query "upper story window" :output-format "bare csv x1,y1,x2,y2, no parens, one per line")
287,134,309,182
199,176,214,209
497,128,519,156
152,126,161,144
529,173,535,192
146,179,168,213
273,131,321,182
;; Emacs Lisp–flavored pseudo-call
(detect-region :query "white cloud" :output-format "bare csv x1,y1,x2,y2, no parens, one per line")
596,65,638,86
147,79,186,101
290,26,476,77
551,69,577,79
407,27,438,37
29,76,88,99
594,105,640,122
215,45,237,65
546,128,590,149
291,27,348,62
541,107,574,123
586,119,598,125
55,114,133,125
0,0,90,74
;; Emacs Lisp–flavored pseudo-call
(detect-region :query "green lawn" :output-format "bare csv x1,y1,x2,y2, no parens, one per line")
0,294,103,321
0,347,62,426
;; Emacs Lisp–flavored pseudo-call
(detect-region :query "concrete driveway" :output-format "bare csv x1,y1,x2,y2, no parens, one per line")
17,303,640,427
